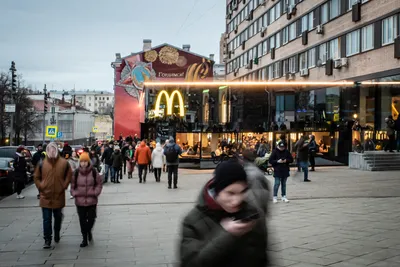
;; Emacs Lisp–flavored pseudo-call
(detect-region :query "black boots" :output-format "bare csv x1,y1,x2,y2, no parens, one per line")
54,232,60,243
43,240,51,249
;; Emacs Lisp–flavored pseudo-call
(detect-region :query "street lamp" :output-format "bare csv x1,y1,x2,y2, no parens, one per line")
42,84,47,143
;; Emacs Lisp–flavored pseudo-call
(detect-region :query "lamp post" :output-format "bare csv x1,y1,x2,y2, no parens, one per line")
9,61,17,146
42,85,47,144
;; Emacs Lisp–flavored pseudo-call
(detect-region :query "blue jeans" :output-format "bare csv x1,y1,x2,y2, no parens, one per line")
273,177,288,197
104,164,111,182
299,161,309,180
42,208,63,241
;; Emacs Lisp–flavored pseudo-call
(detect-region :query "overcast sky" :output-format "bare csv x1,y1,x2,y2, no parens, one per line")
0,0,225,92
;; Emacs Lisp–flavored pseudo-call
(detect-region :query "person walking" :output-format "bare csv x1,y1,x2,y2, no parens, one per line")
179,160,272,267
111,146,123,183
134,141,151,183
121,143,129,176
308,135,317,171
295,135,311,182
90,149,101,172
70,152,103,247
66,151,79,199
163,137,182,189
34,142,72,249
125,144,136,179
151,143,165,182
14,146,28,199
384,115,396,152
269,141,293,203
101,142,114,183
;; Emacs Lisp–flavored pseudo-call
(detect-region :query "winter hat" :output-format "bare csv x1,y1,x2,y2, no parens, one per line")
16,146,24,153
212,160,247,195
114,145,120,150
79,152,91,162
277,140,286,148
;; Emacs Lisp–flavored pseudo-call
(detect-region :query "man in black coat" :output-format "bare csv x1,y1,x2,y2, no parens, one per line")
101,142,114,183
295,135,311,182
14,146,28,199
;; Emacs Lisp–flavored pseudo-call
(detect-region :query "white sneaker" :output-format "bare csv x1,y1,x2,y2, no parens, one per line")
282,196,290,203
16,195,25,199
273,197,278,203
70,195,74,199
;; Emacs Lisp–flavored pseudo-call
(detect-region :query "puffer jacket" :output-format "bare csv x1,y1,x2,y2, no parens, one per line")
179,163,271,267
70,164,103,207
111,150,123,168
135,141,151,165
14,153,27,183
152,143,165,168
34,156,72,209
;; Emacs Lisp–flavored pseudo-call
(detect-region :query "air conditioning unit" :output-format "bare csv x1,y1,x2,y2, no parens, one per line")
260,27,267,37
245,64,251,70
334,59,342,69
341,58,349,67
234,68,239,73
234,25,238,33
300,68,309,77
226,13,232,19
316,25,324,34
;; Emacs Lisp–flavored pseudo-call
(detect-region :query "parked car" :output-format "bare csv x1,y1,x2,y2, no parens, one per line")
0,146,34,178
0,158,15,196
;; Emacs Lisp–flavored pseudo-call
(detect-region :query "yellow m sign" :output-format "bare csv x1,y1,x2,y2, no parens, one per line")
154,90,185,117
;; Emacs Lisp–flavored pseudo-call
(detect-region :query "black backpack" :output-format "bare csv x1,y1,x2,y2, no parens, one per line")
74,168,97,189
165,145,178,163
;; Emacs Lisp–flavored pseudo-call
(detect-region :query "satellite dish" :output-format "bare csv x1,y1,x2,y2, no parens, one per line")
316,59,323,67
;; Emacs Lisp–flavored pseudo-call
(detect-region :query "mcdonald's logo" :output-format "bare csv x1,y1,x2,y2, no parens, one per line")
154,90,185,117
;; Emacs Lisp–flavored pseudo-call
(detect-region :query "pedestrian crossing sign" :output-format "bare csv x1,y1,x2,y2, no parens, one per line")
46,126,58,138
92,127,98,133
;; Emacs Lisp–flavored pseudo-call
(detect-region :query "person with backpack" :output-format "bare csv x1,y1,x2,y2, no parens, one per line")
308,135,318,172
70,152,103,248
163,137,182,189
134,141,151,183
151,143,165,182
101,142,114,183
33,142,72,249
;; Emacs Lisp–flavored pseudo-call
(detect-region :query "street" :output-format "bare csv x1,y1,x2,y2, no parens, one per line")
0,167,400,267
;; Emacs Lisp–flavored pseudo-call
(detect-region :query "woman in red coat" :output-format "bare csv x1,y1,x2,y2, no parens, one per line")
70,152,103,247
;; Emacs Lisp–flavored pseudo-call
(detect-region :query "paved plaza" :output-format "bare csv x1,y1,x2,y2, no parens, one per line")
0,167,400,267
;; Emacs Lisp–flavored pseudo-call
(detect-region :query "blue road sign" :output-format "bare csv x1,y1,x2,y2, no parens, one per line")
57,132,63,138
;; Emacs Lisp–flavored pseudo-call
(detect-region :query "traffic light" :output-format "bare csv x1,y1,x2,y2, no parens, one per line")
253,57,259,65
10,61,17,92
44,93,48,113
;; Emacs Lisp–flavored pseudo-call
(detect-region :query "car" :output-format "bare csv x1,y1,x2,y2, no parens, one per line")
0,158,15,196
0,146,34,178
71,145,84,156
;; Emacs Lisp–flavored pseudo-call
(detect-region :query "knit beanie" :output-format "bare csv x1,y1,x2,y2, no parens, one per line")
79,152,91,163
16,146,24,153
211,160,247,195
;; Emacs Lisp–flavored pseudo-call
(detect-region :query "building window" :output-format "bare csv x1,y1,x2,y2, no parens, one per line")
262,40,268,55
319,43,328,64
269,6,276,24
275,2,281,19
308,11,314,29
263,13,268,26
301,15,308,32
299,52,308,70
329,38,340,60
321,3,328,24
95,97,97,100
282,27,289,44
330,0,340,19
361,24,374,52
348,0,358,10
274,62,281,78
270,35,275,50
268,65,273,79
308,48,316,68
346,29,360,56
276,32,281,48
382,15,398,45
289,56,296,73
283,59,289,75
289,23,296,41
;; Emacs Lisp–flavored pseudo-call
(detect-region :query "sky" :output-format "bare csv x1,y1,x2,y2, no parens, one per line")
0,0,225,92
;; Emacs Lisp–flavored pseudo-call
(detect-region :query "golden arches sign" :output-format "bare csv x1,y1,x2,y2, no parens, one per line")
154,90,185,117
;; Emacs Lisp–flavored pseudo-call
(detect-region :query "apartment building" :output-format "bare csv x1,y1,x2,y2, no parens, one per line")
223,0,400,163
